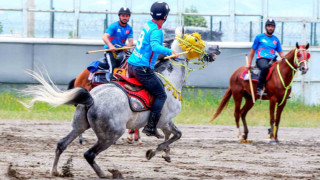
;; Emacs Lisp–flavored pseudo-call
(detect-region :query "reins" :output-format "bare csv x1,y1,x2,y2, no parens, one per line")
156,33,210,101
277,48,308,106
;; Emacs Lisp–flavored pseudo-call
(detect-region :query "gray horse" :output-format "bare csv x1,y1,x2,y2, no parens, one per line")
22,29,220,178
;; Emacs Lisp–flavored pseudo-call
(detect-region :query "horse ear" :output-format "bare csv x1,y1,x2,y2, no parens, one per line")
305,43,309,50
296,42,299,49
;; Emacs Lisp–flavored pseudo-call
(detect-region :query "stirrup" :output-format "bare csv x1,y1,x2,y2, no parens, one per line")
142,128,164,139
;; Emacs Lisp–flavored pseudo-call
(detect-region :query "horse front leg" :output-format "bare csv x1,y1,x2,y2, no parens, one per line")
159,128,173,162
269,98,277,143
146,121,182,161
273,100,287,143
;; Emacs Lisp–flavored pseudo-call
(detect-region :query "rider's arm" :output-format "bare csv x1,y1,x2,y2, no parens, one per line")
247,49,256,69
126,38,133,47
150,30,172,55
247,36,259,69
278,51,285,59
102,33,116,52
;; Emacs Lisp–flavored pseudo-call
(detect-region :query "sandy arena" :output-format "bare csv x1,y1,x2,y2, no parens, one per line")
0,120,319,179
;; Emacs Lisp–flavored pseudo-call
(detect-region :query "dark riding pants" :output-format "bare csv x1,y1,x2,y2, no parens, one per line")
256,58,271,89
128,64,167,115
98,52,124,79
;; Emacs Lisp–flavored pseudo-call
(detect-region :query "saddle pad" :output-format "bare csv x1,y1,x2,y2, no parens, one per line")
239,62,277,82
111,81,154,112
114,73,142,86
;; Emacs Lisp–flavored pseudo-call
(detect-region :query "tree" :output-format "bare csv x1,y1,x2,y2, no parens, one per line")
0,22,3,34
184,6,207,28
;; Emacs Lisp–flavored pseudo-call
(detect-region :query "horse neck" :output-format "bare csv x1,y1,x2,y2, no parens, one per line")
278,49,296,83
159,40,187,91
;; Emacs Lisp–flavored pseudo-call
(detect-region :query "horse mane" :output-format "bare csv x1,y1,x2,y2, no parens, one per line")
155,59,173,73
154,38,175,73
282,48,295,62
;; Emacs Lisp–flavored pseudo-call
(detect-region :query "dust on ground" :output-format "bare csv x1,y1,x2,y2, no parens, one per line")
0,120,319,179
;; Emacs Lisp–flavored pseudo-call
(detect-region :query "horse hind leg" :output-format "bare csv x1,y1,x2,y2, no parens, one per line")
51,106,90,176
146,121,182,161
240,97,254,141
233,93,243,140
84,124,125,178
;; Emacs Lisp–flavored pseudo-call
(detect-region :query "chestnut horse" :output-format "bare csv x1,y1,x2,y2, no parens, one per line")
211,43,310,144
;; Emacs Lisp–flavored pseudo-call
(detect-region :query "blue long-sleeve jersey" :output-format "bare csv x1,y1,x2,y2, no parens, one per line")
128,20,172,69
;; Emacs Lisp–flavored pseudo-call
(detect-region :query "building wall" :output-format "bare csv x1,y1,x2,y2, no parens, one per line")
0,38,319,105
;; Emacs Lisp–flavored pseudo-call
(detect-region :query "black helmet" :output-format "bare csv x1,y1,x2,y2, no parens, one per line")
265,18,276,27
118,7,131,16
150,1,170,20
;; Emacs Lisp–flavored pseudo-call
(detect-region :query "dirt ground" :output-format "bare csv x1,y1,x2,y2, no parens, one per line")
0,120,319,180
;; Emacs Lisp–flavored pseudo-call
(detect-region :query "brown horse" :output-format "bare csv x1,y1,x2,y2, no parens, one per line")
211,43,310,144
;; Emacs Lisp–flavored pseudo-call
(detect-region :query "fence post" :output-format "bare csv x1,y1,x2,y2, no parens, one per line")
314,23,318,46
249,21,252,42
73,0,80,38
210,16,213,41
229,0,235,41
104,10,108,33
50,0,55,38
281,22,284,45
310,22,313,46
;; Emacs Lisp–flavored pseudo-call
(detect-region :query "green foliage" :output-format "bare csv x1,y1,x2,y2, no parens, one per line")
0,21,3,34
0,90,319,127
68,31,73,38
184,6,207,27
0,92,75,121
174,87,320,127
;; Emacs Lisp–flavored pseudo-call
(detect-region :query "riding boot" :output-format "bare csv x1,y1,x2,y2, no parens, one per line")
142,113,164,139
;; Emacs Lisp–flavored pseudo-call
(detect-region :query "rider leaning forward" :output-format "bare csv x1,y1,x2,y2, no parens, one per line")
247,19,285,96
101,7,133,80
127,1,178,138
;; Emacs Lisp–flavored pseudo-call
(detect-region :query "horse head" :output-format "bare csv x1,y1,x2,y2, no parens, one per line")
295,42,311,74
174,27,220,62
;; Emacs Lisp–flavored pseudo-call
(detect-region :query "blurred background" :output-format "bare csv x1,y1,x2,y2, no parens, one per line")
0,0,320,105
0,0,319,45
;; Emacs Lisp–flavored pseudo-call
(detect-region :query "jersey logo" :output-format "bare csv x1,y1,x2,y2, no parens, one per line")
273,40,277,45
117,29,121,32
261,39,267,43
126,30,130,34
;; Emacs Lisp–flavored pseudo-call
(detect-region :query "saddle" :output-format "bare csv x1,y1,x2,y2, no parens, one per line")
112,73,154,112
89,70,111,87
240,59,278,82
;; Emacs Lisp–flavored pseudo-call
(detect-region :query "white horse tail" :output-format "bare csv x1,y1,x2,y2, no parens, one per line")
20,70,93,108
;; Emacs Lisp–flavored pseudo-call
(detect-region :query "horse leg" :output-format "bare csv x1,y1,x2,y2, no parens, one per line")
84,120,125,178
269,99,277,142
146,121,181,161
233,94,243,139
273,101,287,143
51,107,89,176
160,128,172,162
240,97,254,140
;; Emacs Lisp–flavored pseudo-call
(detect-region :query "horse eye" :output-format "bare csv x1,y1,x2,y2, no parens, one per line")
297,53,301,58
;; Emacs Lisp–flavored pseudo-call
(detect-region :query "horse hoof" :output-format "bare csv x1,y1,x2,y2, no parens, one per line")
146,149,155,160
126,137,133,144
162,155,171,162
269,141,280,145
240,140,253,144
51,170,61,177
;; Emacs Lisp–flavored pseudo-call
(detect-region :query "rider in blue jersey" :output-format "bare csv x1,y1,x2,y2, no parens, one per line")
127,1,177,138
247,19,285,95
101,7,133,80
